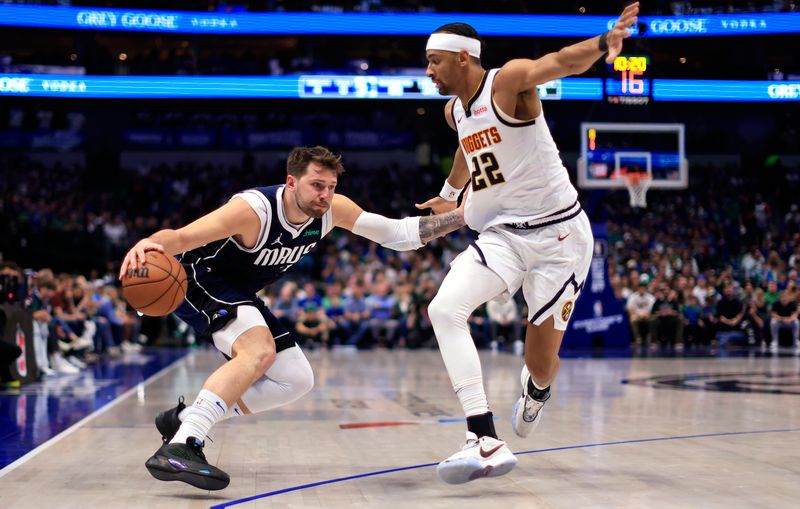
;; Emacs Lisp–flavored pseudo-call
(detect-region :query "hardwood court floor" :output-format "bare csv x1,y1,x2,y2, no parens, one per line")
2,348,799,508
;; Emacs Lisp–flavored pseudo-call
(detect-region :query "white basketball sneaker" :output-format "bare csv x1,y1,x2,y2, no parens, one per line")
511,365,550,438
436,431,517,484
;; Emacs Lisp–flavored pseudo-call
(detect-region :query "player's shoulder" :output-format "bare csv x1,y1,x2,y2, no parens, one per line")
238,185,280,201
493,60,534,89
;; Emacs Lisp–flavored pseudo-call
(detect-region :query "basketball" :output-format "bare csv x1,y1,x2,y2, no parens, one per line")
121,251,187,316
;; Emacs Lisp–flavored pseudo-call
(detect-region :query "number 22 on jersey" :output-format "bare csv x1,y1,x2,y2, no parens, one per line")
470,152,505,191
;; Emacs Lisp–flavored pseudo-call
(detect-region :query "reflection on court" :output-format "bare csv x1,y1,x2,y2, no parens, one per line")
2,348,799,508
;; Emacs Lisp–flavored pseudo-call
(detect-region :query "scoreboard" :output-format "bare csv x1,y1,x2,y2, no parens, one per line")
606,55,651,105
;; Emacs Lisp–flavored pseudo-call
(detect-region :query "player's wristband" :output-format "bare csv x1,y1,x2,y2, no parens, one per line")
439,180,460,202
598,31,610,53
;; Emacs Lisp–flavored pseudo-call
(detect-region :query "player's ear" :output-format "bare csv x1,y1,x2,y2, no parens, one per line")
458,50,470,67
286,174,296,190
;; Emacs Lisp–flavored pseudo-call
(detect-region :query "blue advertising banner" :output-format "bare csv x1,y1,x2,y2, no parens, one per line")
0,5,797,36
0,74,602,100
2,74,796,102
566,224,631,350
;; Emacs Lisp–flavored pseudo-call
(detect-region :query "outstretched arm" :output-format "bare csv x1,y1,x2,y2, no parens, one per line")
496,2,639,91
332,194,465,251
118,197,259,278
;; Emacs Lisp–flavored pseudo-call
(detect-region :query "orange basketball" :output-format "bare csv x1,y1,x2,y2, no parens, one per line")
121,251,187,316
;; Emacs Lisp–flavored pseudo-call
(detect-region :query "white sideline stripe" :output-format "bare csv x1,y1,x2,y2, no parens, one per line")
0,351,195,478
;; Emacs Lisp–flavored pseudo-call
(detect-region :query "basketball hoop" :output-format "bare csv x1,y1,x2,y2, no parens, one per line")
624,173,652,208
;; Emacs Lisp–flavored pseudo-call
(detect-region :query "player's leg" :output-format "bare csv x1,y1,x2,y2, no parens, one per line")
511,317,563,439
428,250,518,484
146,305,281,490
512,213,593,439
155,306,314,440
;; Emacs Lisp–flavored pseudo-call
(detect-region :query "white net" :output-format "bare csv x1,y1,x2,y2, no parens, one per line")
624,174,652,208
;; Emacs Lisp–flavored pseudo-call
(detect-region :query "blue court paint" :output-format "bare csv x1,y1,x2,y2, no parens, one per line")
212,427,800,508
0,348,189,469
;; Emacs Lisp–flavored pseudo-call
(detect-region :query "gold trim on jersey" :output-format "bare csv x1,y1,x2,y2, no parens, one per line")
464,71,488,118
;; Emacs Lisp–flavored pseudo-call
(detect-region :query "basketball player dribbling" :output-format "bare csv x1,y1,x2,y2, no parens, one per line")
119,146,466,490
415,3,640,484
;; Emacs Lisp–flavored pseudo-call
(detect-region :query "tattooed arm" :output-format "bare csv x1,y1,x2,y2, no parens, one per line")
332,193,466,251
419,208,466,244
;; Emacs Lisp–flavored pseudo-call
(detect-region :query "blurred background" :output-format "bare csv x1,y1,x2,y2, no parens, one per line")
0,0,798,385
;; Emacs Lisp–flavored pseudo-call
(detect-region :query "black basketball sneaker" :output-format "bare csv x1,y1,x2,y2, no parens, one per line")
155,396,185,443
145,437,230,491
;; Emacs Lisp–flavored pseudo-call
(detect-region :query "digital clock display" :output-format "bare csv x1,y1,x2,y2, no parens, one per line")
606,55,651,104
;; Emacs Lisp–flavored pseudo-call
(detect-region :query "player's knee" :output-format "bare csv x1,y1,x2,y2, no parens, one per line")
252,347,277,377
429,293,461,328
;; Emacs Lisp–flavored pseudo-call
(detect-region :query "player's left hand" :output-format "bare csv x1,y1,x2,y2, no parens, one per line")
415,195,457,215
605,2,640,64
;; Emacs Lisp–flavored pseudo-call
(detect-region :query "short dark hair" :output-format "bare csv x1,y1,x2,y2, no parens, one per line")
433,22,485,63
286,146,345,178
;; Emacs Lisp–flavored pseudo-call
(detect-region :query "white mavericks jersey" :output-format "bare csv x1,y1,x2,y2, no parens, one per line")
452,68,580,232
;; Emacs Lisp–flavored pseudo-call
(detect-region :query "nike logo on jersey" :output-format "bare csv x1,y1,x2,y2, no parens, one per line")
558,233,571,241
253,243,317,267
479,443,504,458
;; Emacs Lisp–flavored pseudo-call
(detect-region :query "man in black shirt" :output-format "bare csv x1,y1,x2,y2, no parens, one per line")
715,285,755,345
651,288,683,347
770,292,799,349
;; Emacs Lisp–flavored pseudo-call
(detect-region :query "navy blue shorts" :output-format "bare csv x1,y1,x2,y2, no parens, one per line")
175,273,294,353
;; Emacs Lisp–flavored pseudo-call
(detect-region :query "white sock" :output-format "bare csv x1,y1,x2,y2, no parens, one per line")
178,400,243,422
454,376,490,417
170,389,227,444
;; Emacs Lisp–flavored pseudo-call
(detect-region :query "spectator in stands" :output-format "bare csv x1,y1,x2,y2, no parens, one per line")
392,284,413,348
626,282,655,346
764,280,781,309
715,284,755,345
651,287,683,348
366,281,398,348
770,291,799,351
486,296,521,353
30,274,80,374
295,303,330,349
297,282,323,309
321,284,347,346
682,295,708,346
272,281,299,336
747,288,768,348
343,282,371,348
692,275,712,306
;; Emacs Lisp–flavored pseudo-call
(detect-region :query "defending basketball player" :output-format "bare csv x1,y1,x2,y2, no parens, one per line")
415,3,639,484
119,146,466,490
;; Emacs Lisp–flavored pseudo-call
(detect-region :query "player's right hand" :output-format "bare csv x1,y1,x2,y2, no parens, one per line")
119,239,165,280
415,196,457,215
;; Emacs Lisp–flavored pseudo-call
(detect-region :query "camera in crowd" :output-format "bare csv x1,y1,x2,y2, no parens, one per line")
0,273,22,305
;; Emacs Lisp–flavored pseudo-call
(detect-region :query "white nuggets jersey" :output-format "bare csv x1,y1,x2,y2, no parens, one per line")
452,68,579,232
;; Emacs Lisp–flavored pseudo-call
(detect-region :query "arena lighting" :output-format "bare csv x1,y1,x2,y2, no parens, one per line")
0,5,798,36
0,74,797,102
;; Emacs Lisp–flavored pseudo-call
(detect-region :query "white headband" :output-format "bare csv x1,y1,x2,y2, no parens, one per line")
426,33,481,59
